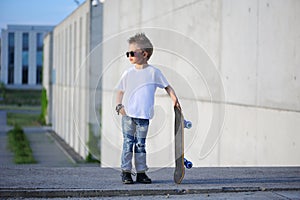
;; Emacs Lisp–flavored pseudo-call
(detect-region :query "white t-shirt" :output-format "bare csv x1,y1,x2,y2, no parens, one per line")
117,65,169,119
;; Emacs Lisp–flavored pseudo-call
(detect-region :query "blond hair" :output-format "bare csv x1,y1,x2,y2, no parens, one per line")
128,33,153,60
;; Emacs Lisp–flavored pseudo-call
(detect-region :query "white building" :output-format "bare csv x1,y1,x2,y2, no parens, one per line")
1,25,54,89
43,0,103,160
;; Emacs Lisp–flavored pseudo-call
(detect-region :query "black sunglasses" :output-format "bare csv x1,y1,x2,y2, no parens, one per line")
126,51,135,57
125,50,144,58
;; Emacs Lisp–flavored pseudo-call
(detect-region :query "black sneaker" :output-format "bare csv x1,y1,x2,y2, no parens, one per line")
136,173,152,184
121,171,134,184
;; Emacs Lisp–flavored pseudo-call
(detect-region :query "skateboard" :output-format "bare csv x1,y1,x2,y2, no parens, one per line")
174,106,193,184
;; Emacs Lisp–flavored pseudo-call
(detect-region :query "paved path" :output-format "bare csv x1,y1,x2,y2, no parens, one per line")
0,131,14,166
0,110,10,132
0,167,299,198
0,126,77,167
0,106,80,167
0,110,6,126
25,131,76,167
0,110,14,166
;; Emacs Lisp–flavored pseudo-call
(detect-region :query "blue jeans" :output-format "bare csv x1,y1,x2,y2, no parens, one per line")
121,116,149,172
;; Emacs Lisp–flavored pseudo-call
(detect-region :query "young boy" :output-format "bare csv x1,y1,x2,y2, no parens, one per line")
116,33,181,184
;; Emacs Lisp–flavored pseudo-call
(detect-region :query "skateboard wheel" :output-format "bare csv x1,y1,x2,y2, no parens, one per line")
184,158,193,169
184,120,192,129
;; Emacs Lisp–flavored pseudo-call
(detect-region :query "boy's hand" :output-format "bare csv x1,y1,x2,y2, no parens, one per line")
116,104,126,116
119,107,127,116
174,99,182,111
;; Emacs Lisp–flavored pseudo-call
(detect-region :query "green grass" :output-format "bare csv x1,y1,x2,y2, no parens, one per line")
0,105,41,111
7,112,41,127
7,125,36,164
0,89,41,106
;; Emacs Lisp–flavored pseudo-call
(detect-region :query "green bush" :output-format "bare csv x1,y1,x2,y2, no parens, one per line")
0,82,6,100
7,125,36,164
86,153,100,163
39,88,48,125
86,123,101,164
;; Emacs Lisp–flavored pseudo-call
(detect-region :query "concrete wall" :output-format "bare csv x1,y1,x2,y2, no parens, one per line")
48,1,103,159
88,2,103,161
0,29,7,84
51,1,89,158
101,0,300,168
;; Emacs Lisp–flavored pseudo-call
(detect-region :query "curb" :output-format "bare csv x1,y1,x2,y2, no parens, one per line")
46,130,85,164
1,187,300,198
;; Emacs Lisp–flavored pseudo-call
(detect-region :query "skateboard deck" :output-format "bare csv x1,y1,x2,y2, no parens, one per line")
174,106,185,184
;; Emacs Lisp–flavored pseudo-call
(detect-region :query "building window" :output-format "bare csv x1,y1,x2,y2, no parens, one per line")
8,32,14,47
8,33,15,84
22,51,29,65
36,51,43,67
22,67,28,84
22,33,29,51
8,51,14,65
22,33,29,84
37,33,43,51
36,33,43,84
22,51,29,84
36,51,43,84
36,66,42,84
8,68,14,84
8,33,15,65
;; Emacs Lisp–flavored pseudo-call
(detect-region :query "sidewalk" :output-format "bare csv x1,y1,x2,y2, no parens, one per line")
0,166,299,198
0,110,10,133
0,110,14,166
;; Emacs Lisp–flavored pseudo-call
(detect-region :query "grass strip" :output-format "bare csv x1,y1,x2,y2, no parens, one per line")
7,112,41,127
1,89,41,106
7,125,36,164
0,105,41,111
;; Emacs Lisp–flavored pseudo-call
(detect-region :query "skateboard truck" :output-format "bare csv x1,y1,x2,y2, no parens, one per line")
184,158,193,169
184,120,192,129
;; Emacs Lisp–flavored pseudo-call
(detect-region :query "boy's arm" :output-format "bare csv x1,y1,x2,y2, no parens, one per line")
116,90,124,105
165,85,181,110
116,90,126,115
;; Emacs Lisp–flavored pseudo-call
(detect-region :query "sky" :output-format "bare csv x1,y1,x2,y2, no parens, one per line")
0,0,86,31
